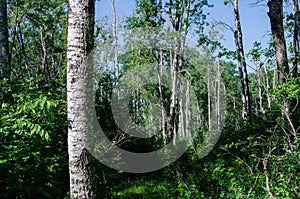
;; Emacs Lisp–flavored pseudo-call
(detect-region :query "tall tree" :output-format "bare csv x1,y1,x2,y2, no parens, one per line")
0,0,9,79
292,0,299,77
166,0,209,142
232,0,251,118
268,0,289,85
67,0,96,198
268,0,295,146
125,0,209,142
110,0,119,84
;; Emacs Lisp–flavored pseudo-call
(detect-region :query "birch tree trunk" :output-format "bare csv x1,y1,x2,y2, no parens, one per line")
169,46,179,144
110,0,119,90
216,45,222,131
263,59,272,109
185,79,192,138
157,48,167,143
167,0,190,143
257,67,265,113
207,59,211,131
233,0,251,119
0,0,9,79
167,0,180,144
67,0,96,198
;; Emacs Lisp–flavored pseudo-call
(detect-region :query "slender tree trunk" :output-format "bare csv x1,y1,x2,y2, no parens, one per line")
263,158,275,199
50,30,56,85
292,0,299,77
185,80,191,138
0,0,9,79
233,0,251,119
263,59,272,108
169,46,179,144
110,0,119,90
216,42,222,131
158,48,167,143
207,59,211,132
40,29,47,76
257,67,265,113
179,97,185,138
182,0,191,139
67,0,96,198
168,1,180,144
291,0,300,114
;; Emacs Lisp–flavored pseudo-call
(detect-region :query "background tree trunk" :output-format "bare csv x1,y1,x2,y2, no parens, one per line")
167,0,191,143
110,0,119,95
263,59,272,109
233,0,251,119
292,0,299,77
67,0,96,198
0,0,9,79
291,0,300,115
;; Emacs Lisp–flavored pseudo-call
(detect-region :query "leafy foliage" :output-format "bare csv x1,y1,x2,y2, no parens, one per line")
0,0,299,198
0,79,68,198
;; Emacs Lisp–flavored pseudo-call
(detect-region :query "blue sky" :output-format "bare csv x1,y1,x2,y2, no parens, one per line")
95,0,271,52
207,0,271,51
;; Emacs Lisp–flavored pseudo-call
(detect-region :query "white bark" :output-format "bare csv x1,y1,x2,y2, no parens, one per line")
257,67,265,113
216,44,222,131
263,59,271,108
67,0,95,198
167,0,190,144
110,0,119,88
233,0,251,118
185,80,191,138
208,60,211,131
158,49,167,143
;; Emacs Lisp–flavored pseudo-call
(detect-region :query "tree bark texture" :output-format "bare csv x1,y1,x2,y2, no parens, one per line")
268,0,289,83
167,0,191,143
67,0,96,198
268,0,294,148
233,0,251,119
0,0,9,79
110,0,119,88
